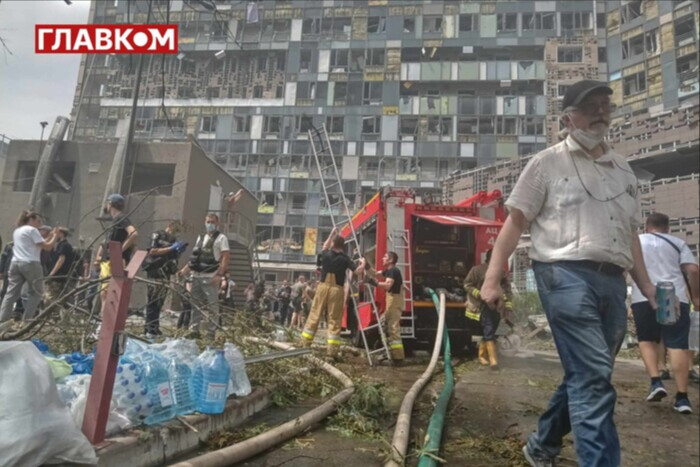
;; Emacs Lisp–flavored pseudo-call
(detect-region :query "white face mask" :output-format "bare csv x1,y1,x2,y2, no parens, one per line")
568,113,609,150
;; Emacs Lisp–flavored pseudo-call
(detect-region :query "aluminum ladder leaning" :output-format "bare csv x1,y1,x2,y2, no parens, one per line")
308,123,391,366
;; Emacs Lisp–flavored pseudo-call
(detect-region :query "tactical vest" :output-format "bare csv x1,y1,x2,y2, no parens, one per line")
189,231,220,273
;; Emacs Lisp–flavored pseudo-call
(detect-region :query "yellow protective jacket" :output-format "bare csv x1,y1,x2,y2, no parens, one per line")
464,263,513,321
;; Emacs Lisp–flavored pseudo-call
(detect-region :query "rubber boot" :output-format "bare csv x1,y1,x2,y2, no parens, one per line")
486,340,499,370
478,341,489,366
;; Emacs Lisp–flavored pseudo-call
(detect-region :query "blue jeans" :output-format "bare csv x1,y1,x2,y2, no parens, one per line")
527,261,627,467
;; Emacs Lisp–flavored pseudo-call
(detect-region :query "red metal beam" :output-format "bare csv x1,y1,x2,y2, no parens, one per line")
82,242,146,445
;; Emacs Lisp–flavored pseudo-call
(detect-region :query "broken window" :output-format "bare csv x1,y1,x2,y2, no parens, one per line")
334,82,348,103
645,29,659,54
253,85,263,98
130,163,175,196
457,117,478,135
479,97,495,115
212,19,227,39
234,116,251,132
403,17,415,33
621,0,643,25
367,16,386,34
207,87,220,99
675,16,696,46
296,116,313,133
558,84,570,97
427,117,451,136
257,57,267,72
459,14,477,32
400,117,419,136
677,54,698,76
497,13,517,32
423,15,443,34
523,117,544,135
522,13,555,30
326,116,345,134
302,18,320,35
296,82,316,100
300,50,312,72
363,82,382,105
598,47,607,62
291,194,307,210
330,17,351,40
623,71,646,96
263,116,280,134
478,117,495,135
561,12,591,31
557,46,583,63
362,116,381,134
496,117,517,135
330,49,348,71
622,33,644,59
200,116,217,133
14,161,37,192
350,50,365,71
366,49,385,66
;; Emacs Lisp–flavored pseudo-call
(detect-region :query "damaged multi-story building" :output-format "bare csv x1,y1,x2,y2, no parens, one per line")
65,0,696,282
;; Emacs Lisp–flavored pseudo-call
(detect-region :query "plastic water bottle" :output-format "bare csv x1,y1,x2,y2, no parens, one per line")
224,343,251,397
197,350,231,414
142,354,176,425
689,312,700,352
169,357,196,415
192,348,216,404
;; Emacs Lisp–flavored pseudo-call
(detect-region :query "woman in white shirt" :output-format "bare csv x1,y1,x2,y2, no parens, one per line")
0,211,58,324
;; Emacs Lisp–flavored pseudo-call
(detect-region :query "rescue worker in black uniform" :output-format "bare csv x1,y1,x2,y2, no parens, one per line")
143,221,185,338
300,228,366,357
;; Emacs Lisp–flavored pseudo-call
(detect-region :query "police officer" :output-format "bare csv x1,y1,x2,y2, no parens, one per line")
179,190,242,337
143,221,185,338
464,249,513,370
366,251,405,365
300,228,366,358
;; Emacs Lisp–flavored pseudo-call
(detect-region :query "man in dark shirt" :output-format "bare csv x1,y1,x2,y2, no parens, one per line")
94,194,138,306
45,227,75,313
277,280,292,326
366,251,405,364
300,228,366,357
143,221,180,338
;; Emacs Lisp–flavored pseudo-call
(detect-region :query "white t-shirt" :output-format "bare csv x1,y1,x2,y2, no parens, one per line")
12,225,44,263
631,233,697,304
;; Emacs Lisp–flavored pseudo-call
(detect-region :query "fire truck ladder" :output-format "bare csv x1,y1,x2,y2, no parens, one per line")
308,124,391,366
389,229,415,339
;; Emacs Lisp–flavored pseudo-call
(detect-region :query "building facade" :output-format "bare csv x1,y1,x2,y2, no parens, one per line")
74,0,692,282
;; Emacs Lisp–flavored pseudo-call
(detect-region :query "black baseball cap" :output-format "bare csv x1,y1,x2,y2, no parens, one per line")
562,80,613,111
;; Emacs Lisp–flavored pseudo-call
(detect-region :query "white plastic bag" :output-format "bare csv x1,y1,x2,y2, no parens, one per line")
63,374,131,437
0,342,97,467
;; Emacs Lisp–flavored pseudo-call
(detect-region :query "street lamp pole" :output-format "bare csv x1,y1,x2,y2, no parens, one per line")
39,121,48,156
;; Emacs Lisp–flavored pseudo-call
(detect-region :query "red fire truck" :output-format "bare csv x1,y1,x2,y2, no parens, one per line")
340,187,505,355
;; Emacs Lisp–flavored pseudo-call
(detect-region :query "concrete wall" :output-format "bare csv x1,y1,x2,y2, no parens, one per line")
0,140,257,257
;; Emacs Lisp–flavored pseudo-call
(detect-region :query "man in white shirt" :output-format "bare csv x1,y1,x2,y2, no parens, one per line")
0,211,58,324
631,212,699,414
178,197,241,338
480,80,657,467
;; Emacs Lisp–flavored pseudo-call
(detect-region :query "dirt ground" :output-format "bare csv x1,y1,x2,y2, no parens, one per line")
231,347,699,467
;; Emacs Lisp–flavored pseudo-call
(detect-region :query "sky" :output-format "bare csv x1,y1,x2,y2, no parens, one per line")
0,0,90,140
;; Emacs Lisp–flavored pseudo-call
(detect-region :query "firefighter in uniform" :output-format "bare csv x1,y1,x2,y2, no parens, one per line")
143,221,186,338
366,251,405,364
300,228,366,357
464,249,513,370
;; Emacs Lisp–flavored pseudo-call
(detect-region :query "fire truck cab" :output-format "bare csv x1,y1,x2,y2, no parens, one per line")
340,187,505,355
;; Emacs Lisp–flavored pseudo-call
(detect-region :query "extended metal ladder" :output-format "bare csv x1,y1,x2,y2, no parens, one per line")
389,229,415,339
308,124,391,366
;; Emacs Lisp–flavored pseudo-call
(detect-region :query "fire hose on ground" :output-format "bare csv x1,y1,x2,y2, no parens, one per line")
386,289,453,467
170,337,354,467
417,289,455,466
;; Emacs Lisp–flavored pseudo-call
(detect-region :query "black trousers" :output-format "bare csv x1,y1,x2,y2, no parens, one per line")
279,302,290,325
480,306,501,341
145,274,169,334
